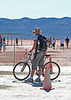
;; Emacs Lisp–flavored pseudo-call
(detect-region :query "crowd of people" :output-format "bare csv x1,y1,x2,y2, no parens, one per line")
0,35,6,53
0,35,19,53
46,36,70,49
0,34,70,53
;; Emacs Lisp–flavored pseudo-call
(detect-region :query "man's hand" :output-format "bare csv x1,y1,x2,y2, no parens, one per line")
29,50,32,53
44,50,47,55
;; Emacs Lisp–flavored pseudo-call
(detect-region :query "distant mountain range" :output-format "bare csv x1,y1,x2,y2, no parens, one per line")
0,17,71,39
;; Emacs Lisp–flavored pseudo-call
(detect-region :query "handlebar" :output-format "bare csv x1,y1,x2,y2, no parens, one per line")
25,52,32,56
26,52,50,56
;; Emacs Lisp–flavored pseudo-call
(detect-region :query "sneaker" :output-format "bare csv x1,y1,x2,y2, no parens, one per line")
35,78,41,82
25,78,34,83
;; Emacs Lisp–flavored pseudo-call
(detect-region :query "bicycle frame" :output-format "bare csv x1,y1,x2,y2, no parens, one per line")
25,52,32,63
13,52,60,81
25,52,50,64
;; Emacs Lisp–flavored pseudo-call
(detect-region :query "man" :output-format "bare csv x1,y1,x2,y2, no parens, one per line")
3,37,5,44
16,38,18,46
60,38,64,49
48,37,52,48
26,28,47,82
65,37,69,49
0,34,2,53
52,37,56,49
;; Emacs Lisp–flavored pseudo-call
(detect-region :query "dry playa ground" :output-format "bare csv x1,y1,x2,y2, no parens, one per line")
0,40,71,100
0,65,71,100
0,40,71,66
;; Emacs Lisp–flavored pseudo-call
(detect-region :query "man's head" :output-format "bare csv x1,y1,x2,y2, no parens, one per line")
33,28,42,35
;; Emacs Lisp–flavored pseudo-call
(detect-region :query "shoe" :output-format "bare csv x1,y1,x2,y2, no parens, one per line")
35,78,41,82
25,78,34,83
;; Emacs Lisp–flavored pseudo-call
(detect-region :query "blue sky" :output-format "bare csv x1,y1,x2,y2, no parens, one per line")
0,0,71,19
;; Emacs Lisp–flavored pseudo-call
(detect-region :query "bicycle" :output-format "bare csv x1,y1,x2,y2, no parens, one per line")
13,52,60,81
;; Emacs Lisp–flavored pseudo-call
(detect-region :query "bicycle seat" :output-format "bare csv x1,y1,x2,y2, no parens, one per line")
44,54,50,57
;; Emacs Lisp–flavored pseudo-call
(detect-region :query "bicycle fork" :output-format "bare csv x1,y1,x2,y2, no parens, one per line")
21,62,27,72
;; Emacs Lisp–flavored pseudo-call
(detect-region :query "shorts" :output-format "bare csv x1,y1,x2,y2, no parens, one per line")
32,51,45,70
3,41,5,44
53,43,55,47
66,43,68,45
61,44,64,46
0,44,2,48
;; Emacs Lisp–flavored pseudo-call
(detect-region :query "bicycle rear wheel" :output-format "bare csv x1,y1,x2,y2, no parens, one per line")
44,61,60,80
13,62,31,81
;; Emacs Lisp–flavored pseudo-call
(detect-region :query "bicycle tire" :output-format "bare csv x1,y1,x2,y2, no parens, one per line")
44,61,60,80
13,62,31,81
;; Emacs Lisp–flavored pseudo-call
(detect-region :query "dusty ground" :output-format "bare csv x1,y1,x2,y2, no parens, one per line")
0,40,71,100
0,66,71,100
0,40,71,65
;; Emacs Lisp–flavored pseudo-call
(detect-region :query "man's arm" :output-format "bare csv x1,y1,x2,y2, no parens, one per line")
30,40,37,53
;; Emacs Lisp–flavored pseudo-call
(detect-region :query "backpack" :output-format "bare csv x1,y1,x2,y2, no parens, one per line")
36,35,47,51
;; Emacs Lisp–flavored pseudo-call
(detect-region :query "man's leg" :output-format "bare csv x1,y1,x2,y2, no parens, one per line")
35,67,42,82
38,52,44,77
67,43,68,49
35,52,44,82
38,68,42,77
63,45,64,49
25,69,35,82
0,47,1,53
31,52,41,77
31,69,35,77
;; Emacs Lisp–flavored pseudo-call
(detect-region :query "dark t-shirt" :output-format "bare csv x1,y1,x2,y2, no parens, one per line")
65,38,69,43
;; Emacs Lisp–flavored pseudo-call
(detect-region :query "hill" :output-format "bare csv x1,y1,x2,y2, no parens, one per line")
0,17,71,39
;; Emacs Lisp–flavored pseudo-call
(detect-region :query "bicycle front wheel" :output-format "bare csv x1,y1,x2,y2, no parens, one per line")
13,62,31,81
44,61,60,80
